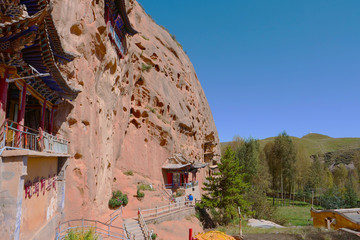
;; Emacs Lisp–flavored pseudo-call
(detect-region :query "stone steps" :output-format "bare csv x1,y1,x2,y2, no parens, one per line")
124,219,145,240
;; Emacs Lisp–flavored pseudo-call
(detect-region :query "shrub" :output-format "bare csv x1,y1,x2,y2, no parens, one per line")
64,229,98,240
151,233,157,240
109,190,128,208
122,194,128,206
137,189,145,198
138,183,153,191
141,63,152,72
124,170,134,176
175,191,184,197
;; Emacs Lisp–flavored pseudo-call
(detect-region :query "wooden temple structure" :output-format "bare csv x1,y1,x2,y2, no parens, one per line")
105,0,138,58
162,153,207,189
0,0,79,153
0,1,139,239
203,132,220,176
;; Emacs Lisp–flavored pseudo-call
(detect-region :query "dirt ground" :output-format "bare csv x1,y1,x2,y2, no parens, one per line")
148,216,203,240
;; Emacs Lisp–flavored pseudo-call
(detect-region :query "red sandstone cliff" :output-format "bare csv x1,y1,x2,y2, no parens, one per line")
51,0,220,219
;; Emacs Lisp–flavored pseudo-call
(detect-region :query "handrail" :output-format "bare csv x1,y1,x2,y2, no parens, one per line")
123,223,131,239
139,200,194,219
158,184,172,200
164,181,198,190
0,119,69,155
138,209,151,240
108,206,123,224
6,119,39,133
56,218,130,240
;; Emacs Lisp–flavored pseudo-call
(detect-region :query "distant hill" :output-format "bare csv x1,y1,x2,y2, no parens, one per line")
221,133,360,158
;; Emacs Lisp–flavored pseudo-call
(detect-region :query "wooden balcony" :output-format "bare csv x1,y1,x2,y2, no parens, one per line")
0,119,69,155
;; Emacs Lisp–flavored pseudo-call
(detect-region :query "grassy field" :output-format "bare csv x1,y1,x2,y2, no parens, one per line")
216,201,314,236
277,204,312,226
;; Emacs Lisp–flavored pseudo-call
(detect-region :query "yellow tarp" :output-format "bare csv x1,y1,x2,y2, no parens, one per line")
195,231,236,240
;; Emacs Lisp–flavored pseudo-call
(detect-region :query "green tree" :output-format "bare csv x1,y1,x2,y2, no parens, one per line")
344,179,358,208
265,132,296,203
264,141,279,205
320,187,344,209
201,147,249,225
333,164,348,195
237,137,260,184
294,143,311,192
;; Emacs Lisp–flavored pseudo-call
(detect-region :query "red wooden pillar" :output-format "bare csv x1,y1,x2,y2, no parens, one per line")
0,68,9,124
48,107,54,134
17,83,27,128
40,100,47,130
16,84,27,147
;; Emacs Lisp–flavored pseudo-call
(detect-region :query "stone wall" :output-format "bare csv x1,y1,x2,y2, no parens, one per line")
0,153,67,240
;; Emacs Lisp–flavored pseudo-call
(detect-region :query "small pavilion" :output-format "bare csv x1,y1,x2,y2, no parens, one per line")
162,153,207,190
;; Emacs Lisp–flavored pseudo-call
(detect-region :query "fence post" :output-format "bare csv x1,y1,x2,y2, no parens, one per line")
155,206,158,217
82,218,84,230
108,222,110,236
169,202,171,212
189,228,193,240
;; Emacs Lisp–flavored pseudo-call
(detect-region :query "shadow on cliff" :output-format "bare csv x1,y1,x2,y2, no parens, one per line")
52,101,74,134
195,206,216,229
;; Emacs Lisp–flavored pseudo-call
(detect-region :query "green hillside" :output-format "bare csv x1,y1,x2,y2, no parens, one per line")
222,133,360,157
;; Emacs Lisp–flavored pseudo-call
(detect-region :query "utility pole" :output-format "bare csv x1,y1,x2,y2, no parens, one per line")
238,207,243,238
311,190,314,209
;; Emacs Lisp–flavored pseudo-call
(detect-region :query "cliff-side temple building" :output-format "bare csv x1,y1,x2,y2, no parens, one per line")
0,1,78,239
105,0,138,58
162,153,207,200
0,0,138,239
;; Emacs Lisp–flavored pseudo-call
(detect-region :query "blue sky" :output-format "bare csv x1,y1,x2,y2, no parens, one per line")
137,0,360,142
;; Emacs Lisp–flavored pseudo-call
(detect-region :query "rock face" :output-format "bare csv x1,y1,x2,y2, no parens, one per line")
51,0,220,219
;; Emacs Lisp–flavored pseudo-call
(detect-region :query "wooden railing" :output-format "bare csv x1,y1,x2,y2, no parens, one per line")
138,209,151,240
0,119,69,155
55,218,130,240
165,181,199,190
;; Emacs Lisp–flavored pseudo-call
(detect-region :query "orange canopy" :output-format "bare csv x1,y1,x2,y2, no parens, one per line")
195,231,236,240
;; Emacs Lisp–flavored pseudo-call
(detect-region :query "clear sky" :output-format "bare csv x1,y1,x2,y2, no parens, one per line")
137,0,360,142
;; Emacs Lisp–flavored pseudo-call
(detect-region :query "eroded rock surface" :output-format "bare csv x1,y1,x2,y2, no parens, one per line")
51,0,220,219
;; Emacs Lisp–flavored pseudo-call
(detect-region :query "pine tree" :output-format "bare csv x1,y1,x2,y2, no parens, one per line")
201,147,249,225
